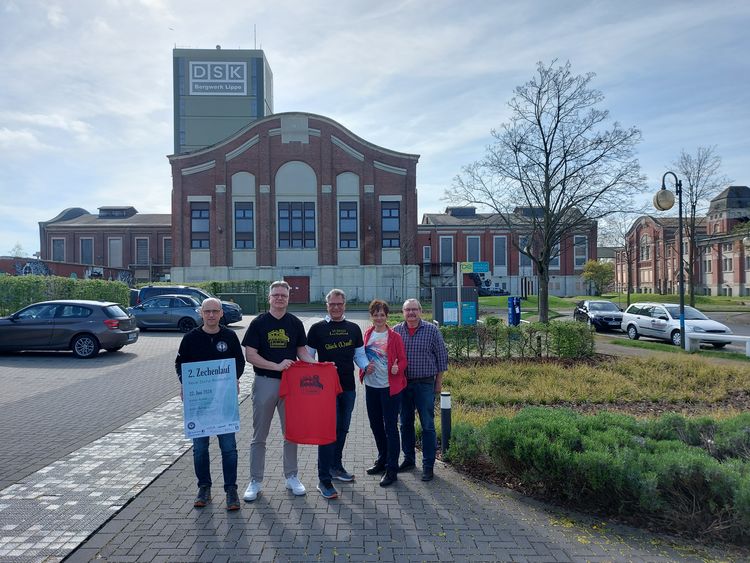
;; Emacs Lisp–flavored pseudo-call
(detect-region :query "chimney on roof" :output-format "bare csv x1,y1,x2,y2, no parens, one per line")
445,206,476,217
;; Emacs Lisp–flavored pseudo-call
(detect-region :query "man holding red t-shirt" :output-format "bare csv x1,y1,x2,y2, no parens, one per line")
241,281,316,502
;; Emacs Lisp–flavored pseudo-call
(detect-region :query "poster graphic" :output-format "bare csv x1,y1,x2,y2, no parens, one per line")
182,358,239,438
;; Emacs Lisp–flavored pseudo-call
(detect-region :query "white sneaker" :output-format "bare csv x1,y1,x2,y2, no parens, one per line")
285,475,306,496
243,480,262,502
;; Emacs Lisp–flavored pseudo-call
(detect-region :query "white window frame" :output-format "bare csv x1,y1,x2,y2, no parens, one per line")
574,235,588,268
548,242,560,270
80,237,94,265
466,236,480,263
439,236,453,264
108,237,123,268
519,235,532,268
493,236,507,267
51,237,65,262
163,237,172,265
135,237,149,265
338,200,358,249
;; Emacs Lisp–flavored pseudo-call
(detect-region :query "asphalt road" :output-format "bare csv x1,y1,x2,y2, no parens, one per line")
0,328,214,490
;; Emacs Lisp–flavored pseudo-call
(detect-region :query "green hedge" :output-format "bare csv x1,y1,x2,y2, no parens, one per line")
445,407,750,542
0,275,129,315
440,320,594,360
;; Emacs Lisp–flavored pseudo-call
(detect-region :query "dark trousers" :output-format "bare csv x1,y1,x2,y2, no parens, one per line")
365,385,402,472
192,433,237,492
317,389,357,482
400,379,437,470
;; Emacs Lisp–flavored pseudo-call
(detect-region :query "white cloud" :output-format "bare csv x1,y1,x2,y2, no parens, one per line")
0,0,748,257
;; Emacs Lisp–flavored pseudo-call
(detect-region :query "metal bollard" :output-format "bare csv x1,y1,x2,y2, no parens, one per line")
440,391,452,453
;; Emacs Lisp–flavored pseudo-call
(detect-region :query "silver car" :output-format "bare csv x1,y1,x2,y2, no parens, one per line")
128,295,203,332
0,300,139,358
620,302,732,347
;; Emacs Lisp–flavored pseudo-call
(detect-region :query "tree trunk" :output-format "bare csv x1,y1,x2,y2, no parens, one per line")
538,271,549,323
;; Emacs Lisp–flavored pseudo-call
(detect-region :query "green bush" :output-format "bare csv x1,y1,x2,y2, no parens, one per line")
449,407,750,542
0,275,129,314
440,321,594,361
444,423,482,465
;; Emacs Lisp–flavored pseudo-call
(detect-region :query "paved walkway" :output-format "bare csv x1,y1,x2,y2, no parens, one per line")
1,316,747,562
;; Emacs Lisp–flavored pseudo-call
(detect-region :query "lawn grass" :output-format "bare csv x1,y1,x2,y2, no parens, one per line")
442,355,750,426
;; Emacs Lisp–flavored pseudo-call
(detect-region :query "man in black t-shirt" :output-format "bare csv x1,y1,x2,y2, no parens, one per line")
241,280,316,502
307,289,368,498
176,298,245,511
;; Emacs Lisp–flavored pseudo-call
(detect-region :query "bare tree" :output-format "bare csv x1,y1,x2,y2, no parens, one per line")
673,146,730,306
446,60,645,322
598,209,648,307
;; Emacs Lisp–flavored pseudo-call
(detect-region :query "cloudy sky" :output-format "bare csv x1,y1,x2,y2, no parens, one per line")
1,0,748,256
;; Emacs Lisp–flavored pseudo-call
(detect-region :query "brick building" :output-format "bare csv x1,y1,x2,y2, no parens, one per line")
167,112,420,303
615,185,750,297
38,206,172,283
417,207,598,297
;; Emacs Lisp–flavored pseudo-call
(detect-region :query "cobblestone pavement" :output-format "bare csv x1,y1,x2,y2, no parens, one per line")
0,314,745,562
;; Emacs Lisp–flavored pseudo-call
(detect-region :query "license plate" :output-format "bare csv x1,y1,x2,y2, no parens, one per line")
128,333,137,341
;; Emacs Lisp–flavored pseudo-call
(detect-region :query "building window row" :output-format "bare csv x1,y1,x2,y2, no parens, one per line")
339,202,358,249
191,202,210,249
381,201,400,248
235,202,254,249
278,202,315,249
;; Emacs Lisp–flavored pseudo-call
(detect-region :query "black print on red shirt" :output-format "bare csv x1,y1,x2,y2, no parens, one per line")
300,374,324,394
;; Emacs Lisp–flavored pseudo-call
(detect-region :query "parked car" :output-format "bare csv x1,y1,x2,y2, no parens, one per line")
136,285,242,325
0,300,139,358
620,302,732,347
573,300,623,332
128,295,203,332
477,286,511,297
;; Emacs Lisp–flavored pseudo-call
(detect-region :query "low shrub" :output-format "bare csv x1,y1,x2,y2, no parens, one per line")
0,275,129,314
449,407,750,542
440,320,594,361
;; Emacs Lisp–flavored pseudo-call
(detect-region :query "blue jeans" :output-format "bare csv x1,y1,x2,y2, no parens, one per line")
192,433,237,492
400,379,436,470
365,385,402,472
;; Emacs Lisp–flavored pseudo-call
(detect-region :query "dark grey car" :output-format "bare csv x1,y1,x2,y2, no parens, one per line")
128,295,203,332
0,300,139,358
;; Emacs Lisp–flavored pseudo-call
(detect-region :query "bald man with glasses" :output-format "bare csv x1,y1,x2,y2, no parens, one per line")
176,298,246,511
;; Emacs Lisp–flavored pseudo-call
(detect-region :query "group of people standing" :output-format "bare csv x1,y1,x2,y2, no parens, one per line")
175,281,448,510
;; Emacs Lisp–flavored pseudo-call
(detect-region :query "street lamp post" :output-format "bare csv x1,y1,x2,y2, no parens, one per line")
653,171,686,349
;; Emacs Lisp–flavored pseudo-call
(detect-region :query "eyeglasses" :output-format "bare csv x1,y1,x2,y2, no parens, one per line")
202,309,221,314
327,302,345,307
270,294,289,299
403,308,420,312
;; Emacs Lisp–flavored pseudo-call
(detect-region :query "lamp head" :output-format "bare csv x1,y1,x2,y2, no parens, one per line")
653,188,675,211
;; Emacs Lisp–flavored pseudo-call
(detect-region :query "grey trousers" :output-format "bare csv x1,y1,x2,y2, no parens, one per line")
249,375,298,482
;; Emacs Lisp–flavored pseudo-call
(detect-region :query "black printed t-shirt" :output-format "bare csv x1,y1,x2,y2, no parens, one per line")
306,319,364,391
241,312,307,379
174,326,245,382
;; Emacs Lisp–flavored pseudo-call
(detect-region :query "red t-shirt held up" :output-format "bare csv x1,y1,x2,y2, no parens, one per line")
279,361,342,445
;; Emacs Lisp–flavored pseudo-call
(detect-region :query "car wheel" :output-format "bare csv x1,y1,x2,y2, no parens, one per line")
671,330,682,347
627,325,639,340
712,343,727,349
178,317,197,332
587,318,599,332
105,346,124,352
72,334,100,359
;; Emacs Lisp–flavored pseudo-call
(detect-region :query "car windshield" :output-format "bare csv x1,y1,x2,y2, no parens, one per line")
589,302,619,312
664,305,709,321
